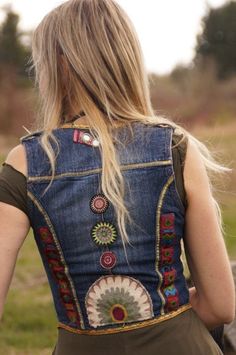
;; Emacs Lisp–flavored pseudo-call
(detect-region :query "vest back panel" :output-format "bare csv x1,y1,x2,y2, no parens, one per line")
21,122,189,331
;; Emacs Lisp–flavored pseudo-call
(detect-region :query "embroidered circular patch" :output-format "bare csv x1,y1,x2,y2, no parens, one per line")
90,194,109,214
91,222,117,246
85,275,154,328
100,251,116,269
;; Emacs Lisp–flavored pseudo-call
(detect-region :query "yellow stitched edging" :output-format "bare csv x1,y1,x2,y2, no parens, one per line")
28,160,172,182
57,303,192,335
27,191,85,329
155,175,175,315
61,124,92,129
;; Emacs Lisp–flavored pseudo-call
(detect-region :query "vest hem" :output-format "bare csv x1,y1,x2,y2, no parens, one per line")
57,303,192,335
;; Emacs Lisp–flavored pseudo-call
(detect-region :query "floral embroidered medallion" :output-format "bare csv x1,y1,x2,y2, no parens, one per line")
100,251,117,269
85,275,154,328
90,194,109,214
91,221,117,246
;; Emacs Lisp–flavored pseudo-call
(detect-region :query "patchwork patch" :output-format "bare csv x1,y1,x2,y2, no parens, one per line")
160,246,174,265
85,275,154,328
161,266,177,287
165,294,180,312
159,213,180,312
160,213,175,231
160,231,176,245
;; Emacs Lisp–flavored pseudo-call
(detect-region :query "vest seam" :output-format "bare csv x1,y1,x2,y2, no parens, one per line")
167,128,186,213
27,190,85,329
155,175,175,315
27,160,172,182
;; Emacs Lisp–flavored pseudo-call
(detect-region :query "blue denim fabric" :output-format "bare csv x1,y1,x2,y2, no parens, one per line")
21,122,190,332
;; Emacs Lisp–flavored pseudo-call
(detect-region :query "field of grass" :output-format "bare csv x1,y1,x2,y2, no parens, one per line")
0,122,235,354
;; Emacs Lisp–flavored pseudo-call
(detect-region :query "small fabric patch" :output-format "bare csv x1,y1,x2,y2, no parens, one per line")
73,129,100,147
161,267,177,287
91,221,117,246
38,226,81,326
39,226,54,244
160,213,175,231
90,194,109,214
163,284,178,297
165,295,179,312
160,231,175,245
85,275,154,328
100,251,117,269
160,246,174,265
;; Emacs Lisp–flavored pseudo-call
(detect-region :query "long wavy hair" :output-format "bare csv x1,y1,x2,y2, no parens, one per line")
29,0,229,258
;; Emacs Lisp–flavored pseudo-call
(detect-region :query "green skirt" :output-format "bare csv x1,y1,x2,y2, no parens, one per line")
52,308,223,355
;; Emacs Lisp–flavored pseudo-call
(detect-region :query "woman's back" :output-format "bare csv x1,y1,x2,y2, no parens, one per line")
0,0,234,353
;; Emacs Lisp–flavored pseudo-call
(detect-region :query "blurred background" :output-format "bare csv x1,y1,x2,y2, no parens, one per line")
0,0,235,354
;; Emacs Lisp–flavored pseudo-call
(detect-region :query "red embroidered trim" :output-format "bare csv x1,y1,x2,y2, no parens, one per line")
38,226,81,326
160,246,174,264
159,213,179,312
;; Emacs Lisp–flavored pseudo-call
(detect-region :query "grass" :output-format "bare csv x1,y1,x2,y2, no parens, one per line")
192,122,236,259
0,233,58,355
0,121,236,354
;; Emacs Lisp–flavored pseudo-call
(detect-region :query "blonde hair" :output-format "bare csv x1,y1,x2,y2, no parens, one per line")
29,0,229,260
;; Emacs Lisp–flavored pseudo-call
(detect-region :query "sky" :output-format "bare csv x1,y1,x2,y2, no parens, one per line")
0,0,229,75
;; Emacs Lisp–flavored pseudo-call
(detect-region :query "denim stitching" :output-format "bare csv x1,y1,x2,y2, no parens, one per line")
27,160,172,182
27,190,85,329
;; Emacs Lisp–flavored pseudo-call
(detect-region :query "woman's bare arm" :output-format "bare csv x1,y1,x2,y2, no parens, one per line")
183,138,235,330
0,145,30,319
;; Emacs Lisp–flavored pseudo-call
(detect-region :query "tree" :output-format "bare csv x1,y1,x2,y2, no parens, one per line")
0,6,31,76
195,1,236,80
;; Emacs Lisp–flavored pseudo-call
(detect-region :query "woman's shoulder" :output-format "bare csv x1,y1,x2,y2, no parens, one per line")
4,144,27,178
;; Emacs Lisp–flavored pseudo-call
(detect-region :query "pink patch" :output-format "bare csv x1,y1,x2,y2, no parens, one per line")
160,213,175,230
162,268,177,287
165,295,179,311
161,246,174,264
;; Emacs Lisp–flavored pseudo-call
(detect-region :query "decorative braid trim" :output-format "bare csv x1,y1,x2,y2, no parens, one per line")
57,303,192,335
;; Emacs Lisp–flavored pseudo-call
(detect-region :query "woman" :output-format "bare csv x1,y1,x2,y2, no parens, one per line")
0,0,235,354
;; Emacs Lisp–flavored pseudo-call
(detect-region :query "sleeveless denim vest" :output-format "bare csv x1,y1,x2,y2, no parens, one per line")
20,122,191,335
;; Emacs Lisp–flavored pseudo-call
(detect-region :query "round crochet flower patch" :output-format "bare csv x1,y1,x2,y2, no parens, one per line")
91,221,117,246
85,275,154,328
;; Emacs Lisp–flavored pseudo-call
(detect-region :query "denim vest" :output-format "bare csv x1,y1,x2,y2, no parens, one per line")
21,122,190,335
